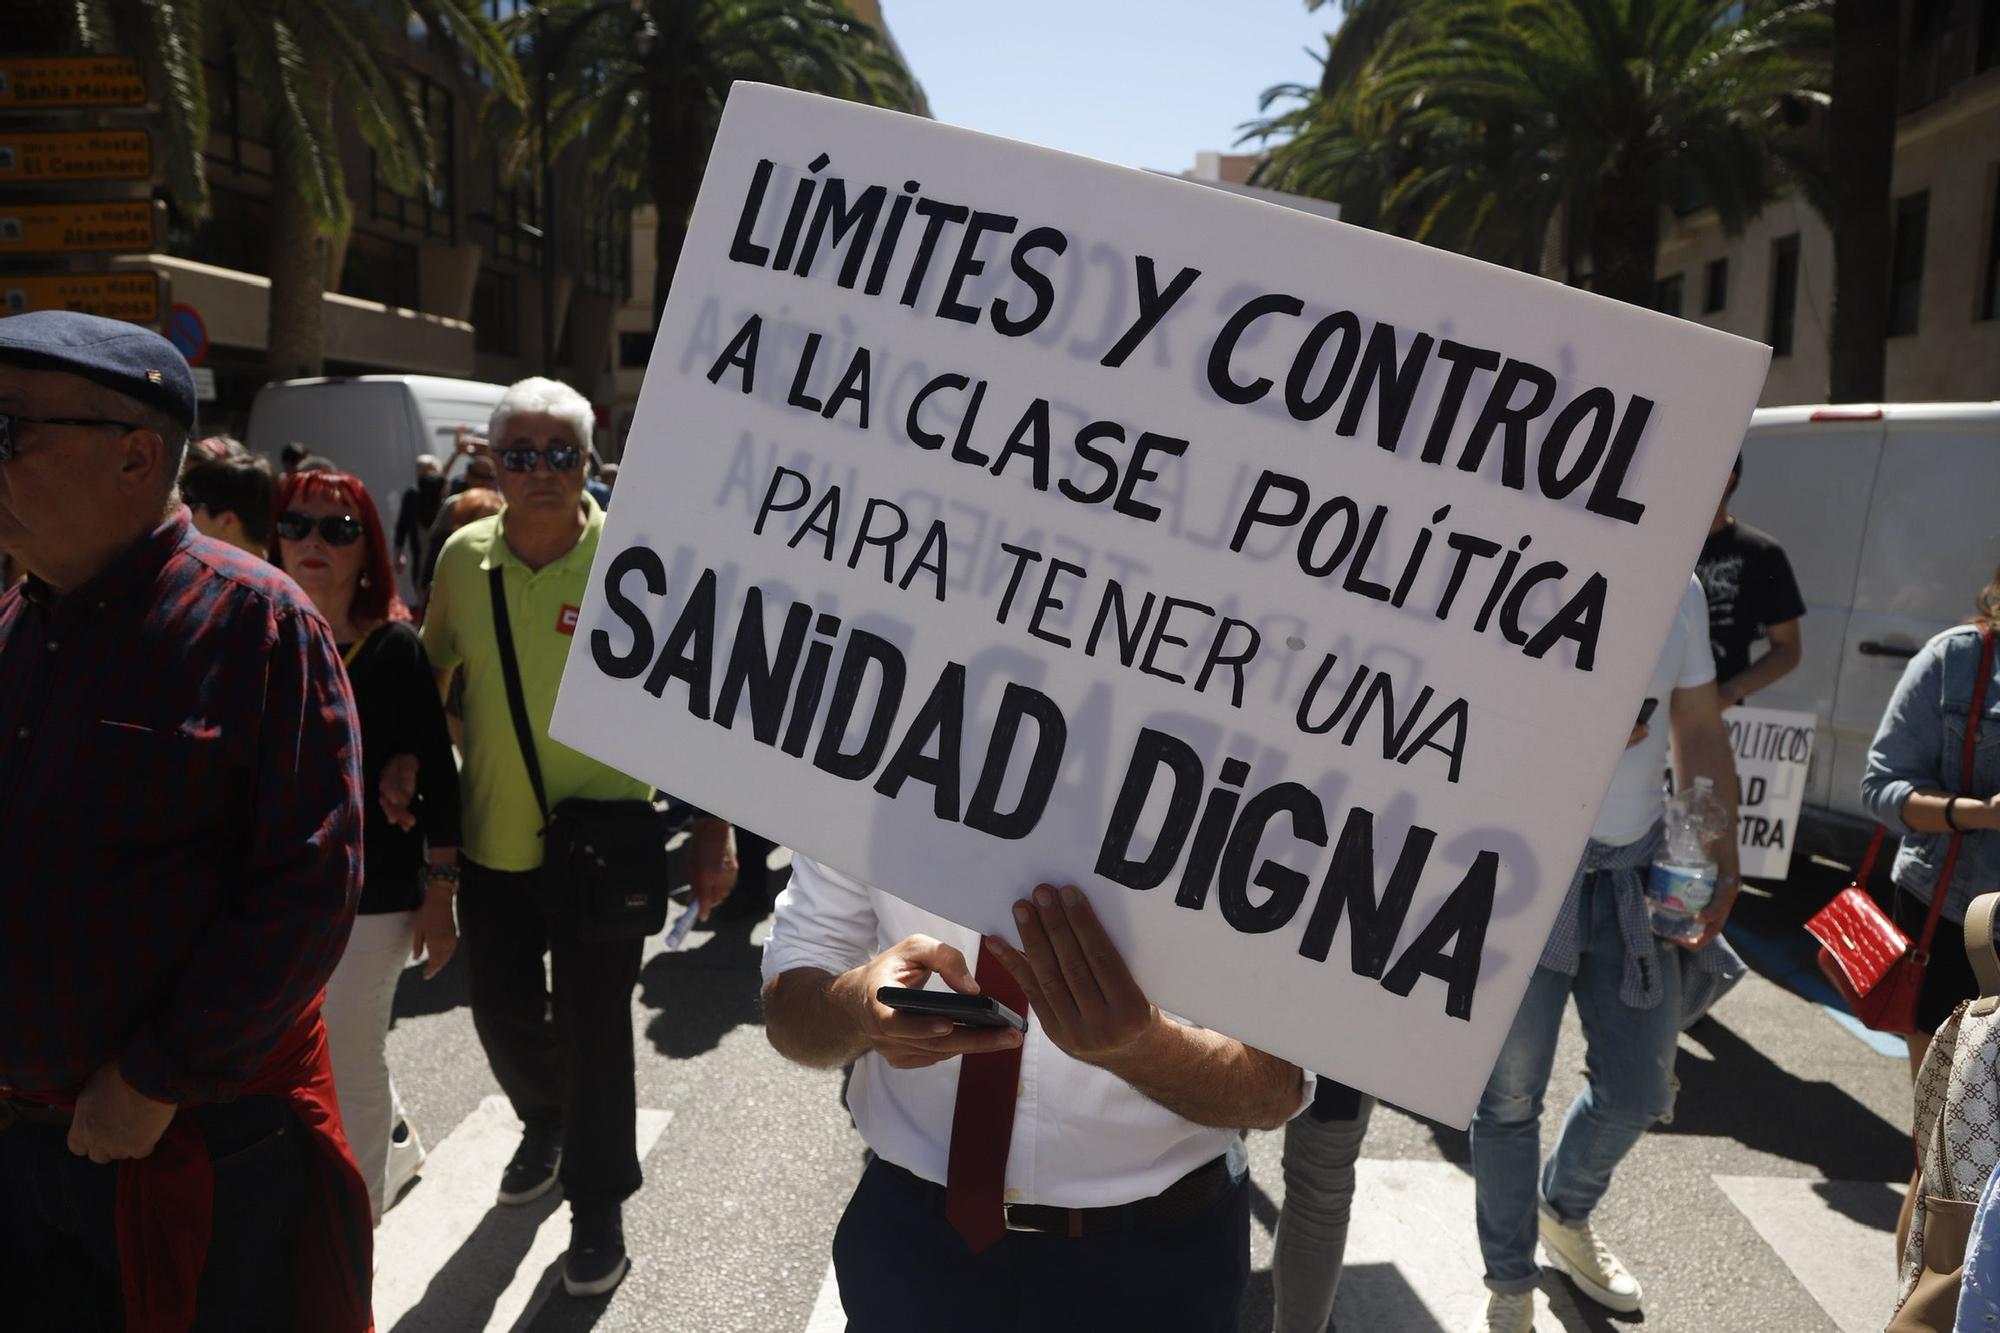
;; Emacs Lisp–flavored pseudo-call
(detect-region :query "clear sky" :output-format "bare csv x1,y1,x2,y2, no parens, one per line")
883,0,1338,175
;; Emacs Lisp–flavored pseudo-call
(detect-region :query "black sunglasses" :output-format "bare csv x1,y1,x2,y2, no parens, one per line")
0,412,140,462
498,444,584,473
274,510,365,546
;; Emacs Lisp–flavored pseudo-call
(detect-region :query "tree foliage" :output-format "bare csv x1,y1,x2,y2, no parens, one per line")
1251,0,1830,304
30,0,525,231
516,0,922,310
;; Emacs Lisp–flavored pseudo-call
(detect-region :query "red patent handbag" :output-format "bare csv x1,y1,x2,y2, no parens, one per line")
1807,625,1994,1035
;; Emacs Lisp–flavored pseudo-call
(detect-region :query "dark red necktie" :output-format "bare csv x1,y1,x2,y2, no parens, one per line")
944,947,1029,1252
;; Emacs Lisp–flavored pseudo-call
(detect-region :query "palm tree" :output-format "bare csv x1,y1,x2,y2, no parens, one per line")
519,0,921,317
1255,0,1830,308
1825,0,1899,402
208,0,524,378
23,0,524,379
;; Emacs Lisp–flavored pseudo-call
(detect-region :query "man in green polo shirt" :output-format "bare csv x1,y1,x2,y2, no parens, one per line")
423,376,737,1298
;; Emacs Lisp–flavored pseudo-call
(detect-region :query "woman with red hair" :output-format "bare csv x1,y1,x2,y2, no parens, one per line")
270,470,461,1221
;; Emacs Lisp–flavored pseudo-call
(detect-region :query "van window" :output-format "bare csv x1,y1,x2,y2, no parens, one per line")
1889,192,1929,338
1852,418,2000,622
1768,236,1801,356
1735,421,1881,611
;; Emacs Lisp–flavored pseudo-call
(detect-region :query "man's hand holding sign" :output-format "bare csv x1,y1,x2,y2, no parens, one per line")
546,83,1770,1330
987,885,1302,1129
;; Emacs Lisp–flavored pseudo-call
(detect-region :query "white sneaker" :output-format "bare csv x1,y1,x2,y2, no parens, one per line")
382,1116,427,1214
1472,1290,1535,1333
1538,1212,1642,1312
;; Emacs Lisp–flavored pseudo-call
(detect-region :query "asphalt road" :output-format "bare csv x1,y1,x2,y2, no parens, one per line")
374,846,1918,1333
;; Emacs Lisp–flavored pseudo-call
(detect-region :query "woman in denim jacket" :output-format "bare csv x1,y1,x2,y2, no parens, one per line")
1860,564,2000,1076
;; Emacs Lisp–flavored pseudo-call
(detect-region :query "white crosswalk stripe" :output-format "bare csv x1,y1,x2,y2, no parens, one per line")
1329,1160,1511,1330
1714,1175,1907,1333
795,1161,1541,1332
797,1161,1906,1332
804,1261,846,1333
373,1094,673,1332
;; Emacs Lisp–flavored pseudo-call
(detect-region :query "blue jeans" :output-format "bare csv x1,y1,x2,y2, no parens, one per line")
1470,871,1682,1292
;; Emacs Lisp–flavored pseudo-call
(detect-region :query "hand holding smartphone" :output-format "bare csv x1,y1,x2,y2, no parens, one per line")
877,986,1027,1033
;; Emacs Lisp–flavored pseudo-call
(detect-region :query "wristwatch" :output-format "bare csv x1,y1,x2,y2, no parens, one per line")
424,862,461,886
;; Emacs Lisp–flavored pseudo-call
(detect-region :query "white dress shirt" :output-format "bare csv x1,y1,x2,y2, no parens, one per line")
1591,576,1717,844
762,856,1310,1208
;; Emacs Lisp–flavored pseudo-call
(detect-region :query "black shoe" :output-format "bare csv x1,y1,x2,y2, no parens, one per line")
562,1203,629,1297
496,1125,561,1205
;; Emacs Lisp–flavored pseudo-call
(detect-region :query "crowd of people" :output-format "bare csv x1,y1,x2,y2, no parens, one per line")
0,308,1994,1332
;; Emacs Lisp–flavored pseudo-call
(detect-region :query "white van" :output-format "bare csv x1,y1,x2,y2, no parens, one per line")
246,374,506,598
1728,402,2000,848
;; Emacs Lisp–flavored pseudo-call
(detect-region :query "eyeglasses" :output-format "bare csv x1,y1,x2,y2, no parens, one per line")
0,412,139,462
498,444,584,473
274,510,365,546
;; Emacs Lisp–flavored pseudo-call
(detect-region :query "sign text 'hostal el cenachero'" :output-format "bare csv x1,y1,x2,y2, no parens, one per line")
549,84,1771,1126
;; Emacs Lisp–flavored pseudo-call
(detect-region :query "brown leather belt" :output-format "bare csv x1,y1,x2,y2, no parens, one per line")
0,1098,73,1129
875,1154,1235,1237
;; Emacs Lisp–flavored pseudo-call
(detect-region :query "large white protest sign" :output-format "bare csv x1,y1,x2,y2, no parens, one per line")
1725,705,1817,880
549,84,1771,1126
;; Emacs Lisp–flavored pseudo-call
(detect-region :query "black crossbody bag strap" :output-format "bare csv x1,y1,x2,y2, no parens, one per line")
488,564,551,832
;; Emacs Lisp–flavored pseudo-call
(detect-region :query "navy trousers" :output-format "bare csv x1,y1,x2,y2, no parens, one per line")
832,1156,1250,1333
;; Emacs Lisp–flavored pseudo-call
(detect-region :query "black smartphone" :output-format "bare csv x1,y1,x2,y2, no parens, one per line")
1636,697,1659,727
877,986,1028,1032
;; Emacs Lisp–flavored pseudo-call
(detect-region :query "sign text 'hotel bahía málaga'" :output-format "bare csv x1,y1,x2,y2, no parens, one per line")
550,84,1770,1126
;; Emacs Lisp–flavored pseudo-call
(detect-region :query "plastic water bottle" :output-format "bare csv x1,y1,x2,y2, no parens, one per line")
1648,776,1729,943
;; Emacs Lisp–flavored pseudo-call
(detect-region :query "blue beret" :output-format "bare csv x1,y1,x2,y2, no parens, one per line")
0,310,196,431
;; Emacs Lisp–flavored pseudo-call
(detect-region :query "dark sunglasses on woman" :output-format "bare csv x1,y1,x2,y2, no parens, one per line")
498,444,584,473
274,510,365,546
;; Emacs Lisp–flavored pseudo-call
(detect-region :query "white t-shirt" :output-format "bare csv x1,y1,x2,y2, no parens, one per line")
1590,576,1717,845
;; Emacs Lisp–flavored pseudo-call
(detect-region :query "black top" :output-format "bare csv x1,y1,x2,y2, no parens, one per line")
394,477,447,565
341,620,461,914
1696,519,1807,684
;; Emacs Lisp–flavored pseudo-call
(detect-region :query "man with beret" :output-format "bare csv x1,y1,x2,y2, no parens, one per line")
0,311,372,1330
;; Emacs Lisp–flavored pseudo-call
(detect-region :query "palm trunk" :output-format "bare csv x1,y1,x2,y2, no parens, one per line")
267,157,330,380
1586,173,1660,309
1826,0,1899,403
652,208,689,322
647,76,710,318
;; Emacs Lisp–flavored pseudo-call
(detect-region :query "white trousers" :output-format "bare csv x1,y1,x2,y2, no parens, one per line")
324,909,424,1222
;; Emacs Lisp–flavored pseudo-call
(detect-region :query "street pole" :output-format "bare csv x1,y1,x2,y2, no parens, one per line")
539,9,555,378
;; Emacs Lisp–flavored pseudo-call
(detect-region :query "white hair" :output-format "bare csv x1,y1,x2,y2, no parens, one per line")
489,376,595,453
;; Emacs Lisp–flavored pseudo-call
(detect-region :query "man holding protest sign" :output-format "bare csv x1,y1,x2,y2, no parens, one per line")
1468,576,1741,1332
762,859,1308,1331
540,83,1772,1327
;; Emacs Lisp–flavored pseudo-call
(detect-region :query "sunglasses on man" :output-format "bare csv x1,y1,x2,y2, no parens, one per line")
497,444,584,473
0,412,140,462
274,510,365,546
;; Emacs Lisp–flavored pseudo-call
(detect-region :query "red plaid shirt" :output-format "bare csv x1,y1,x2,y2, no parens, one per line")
0,509,363,1104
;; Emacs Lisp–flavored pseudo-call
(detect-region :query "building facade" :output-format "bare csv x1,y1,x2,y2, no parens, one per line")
1655,3,2000,406
136,3,629,436
607,0,925,458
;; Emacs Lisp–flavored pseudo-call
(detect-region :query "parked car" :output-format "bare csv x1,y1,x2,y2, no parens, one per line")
1727,402,2000,859
245,374,507,599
